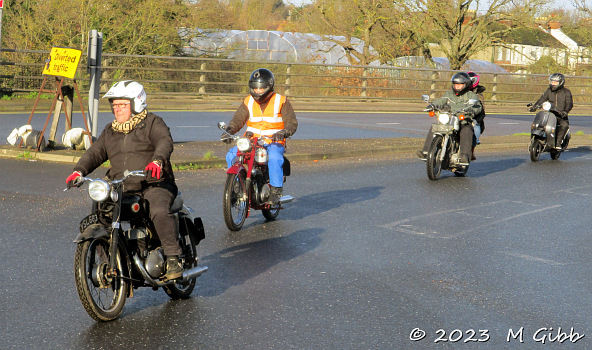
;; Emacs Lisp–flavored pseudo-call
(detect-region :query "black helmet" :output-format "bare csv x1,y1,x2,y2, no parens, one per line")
249,68,275,103
451,72,472,95
549,73,565,91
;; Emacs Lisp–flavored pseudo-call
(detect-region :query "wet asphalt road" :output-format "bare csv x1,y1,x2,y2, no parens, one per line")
2,148,592,349
3,111,592,144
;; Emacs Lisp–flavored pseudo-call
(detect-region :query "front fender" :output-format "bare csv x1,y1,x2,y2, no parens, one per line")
73,224,109,243
226,163,246,175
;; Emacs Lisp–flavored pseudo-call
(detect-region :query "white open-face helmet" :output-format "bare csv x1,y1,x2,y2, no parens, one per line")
103,80,147,114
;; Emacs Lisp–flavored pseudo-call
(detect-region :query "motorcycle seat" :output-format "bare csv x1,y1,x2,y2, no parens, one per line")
171,192,184,213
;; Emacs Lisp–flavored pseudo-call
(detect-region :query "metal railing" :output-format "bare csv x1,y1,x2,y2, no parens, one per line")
2,48,592,105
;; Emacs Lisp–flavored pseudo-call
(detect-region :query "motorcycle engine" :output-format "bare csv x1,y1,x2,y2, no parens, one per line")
145,248,165,278
259,183,271,204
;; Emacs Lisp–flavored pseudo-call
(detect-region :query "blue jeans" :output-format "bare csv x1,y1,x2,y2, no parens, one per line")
473,123,481,147
226,143,285,188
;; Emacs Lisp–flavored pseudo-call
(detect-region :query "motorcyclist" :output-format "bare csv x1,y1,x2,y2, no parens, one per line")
65,80,184,281
223,68,298,205
530,73,573,149
417,72,483,165
467,71,486,160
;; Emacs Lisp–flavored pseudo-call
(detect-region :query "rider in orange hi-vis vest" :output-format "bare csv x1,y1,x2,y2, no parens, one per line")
223,68,298,205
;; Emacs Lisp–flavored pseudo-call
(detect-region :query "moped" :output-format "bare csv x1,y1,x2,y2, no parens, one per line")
527,101,570,161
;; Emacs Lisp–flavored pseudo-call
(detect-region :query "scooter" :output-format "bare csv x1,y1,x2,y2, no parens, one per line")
527,101,570,161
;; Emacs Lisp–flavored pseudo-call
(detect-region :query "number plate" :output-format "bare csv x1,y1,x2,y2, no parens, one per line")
79,214,100,233
433,124,454,133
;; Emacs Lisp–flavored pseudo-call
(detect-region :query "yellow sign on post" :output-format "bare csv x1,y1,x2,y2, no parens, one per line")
42,47,82,79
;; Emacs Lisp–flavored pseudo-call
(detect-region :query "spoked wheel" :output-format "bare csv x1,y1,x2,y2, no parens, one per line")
529,138,543,162
426,135,443,181
74,237,128,321
164,228,198,299
223,172,248,231
262,204,280,221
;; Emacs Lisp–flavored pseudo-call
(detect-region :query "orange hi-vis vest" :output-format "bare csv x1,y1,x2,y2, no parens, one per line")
245,93,285,144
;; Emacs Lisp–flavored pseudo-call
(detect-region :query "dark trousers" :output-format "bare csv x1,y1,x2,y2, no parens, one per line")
421,124,474,158
143,186,181,256
556,117,569,146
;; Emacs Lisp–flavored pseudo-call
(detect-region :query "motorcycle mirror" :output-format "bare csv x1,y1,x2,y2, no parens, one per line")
526,103,533,107
218,122,227,130
421,95,430,102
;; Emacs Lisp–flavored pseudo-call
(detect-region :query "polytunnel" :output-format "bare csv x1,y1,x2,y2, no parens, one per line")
183,29,381,65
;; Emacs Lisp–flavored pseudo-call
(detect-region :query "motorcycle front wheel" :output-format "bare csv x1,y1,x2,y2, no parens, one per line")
529,138,543,162
164,229,198,299
223,172,248,231
426,135,444,181
74,237,128,321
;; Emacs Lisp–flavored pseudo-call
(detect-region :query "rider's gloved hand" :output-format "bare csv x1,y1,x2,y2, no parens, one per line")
145,160,162,179
529,105,539,112
560,111,568,119
225,126,235,134
221,133,233,144
245,131,254,138
272,130,287,142
66,171,82,189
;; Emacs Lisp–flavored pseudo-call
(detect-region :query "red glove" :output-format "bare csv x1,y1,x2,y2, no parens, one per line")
145,161,162,179
66,171,82,189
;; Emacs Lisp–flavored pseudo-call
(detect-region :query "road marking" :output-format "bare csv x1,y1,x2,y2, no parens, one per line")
498,122,520,125
504,252,566,266
376,122,400,125
177,126,210,128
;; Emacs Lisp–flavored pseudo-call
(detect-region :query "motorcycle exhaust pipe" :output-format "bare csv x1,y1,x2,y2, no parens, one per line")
179,265,209,282
279,195,294,205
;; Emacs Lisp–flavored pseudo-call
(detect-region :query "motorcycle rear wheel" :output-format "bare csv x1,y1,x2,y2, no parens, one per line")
74,237,128,322
262,205,280,221
164,228,198,299
529,138,543,162
223,172,248,231
426,135,443,181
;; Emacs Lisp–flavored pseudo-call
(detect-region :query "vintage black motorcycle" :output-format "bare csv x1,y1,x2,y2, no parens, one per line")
421,95,479,180
67,170,207,321
527,101,571,161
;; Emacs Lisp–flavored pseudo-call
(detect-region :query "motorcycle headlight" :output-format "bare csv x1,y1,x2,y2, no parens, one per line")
88,180,110,202
438,113,450,124
542,101,551,111
236,137,252,152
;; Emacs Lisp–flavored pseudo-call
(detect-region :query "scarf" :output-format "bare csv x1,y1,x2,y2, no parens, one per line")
111,110,147,134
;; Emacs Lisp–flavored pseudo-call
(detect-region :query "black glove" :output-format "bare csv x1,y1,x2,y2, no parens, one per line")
221,133,233,144
560,111,568,119
528,106,538,112
225,126,234,134
245,131,254,138
272,130,287,142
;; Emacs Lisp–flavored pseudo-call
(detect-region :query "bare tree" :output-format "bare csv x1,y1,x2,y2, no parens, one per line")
401,0,547,69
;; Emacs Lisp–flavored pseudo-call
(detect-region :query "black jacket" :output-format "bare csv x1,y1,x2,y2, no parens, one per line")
535,86,573,118
73,111,177,193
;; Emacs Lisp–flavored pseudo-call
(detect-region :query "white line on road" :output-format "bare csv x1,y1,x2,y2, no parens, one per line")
177,126,210,128
498,123,520,125
376,122,401,125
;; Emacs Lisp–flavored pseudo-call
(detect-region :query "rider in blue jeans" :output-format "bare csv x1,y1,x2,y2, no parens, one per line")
223,68,298,205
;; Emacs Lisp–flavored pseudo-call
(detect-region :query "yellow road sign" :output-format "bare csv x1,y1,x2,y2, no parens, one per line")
42,47,82,79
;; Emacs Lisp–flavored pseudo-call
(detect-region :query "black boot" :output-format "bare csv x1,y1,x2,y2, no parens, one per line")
165,255,183,280
267,186,283,205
